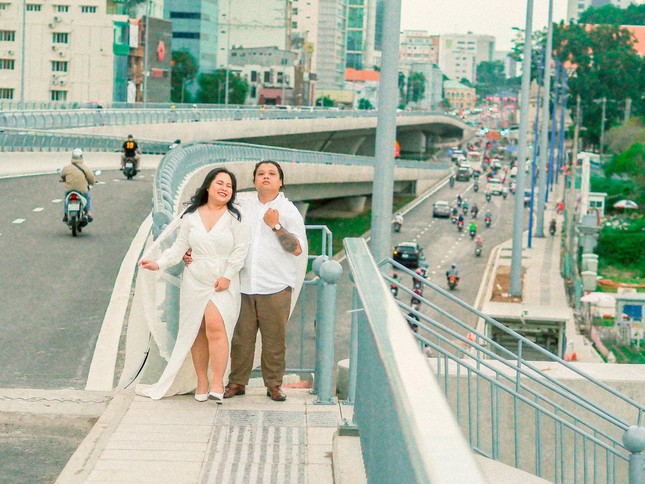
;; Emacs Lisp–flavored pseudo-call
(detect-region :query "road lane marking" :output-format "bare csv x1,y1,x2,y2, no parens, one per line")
33,207,44,212
52,199,62,203
96,181,107,185
12,219,25,224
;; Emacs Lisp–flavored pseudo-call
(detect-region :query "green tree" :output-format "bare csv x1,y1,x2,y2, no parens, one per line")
603,142,645,208
459,78,472,87
171,50,198,104
407,72,426,104
553,22,645,147
580,4,645,25
605,118,645,154
315,95,335,107
357,98,373,110
196,69,249,105
475,60,506,97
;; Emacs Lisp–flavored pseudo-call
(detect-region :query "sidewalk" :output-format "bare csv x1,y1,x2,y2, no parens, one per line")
57,388,349,484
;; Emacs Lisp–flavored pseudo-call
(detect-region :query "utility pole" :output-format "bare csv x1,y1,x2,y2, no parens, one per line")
509,0,535,297
20,0,26,108
565,95,581,279
224,0,232,106
369,0,401,263
599,96,606,159
535,0,554,238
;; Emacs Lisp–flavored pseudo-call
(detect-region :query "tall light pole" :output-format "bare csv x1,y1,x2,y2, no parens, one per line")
599,96,606,158
535,0,554,238
224,0,231,106
509,0,535,297
369,0,401,263
19,0,26,108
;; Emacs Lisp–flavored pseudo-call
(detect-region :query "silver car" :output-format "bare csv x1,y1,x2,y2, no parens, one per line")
433,200,452,218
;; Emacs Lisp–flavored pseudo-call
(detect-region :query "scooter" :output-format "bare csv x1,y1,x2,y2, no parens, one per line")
469,229,476,240
390,283,398,298
457,220,464,232
475,245,482,257
123,155,137,180
64,191,89,237
485,192,492,202
447,275,459,291
449,175,455,188
473,182,479,192
549,219,557,236
485,216,491,228
393,221,401,233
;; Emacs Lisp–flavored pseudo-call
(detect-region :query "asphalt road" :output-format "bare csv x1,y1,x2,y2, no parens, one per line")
0,170,154,389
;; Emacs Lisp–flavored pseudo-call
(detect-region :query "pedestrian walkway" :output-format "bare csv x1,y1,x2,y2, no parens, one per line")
57,387,350,483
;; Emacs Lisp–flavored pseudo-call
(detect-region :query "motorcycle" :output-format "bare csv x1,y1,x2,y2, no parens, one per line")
475,245,482,257
123,155,137,180
502,189,508,200
457,220,464,232
447,275,459,291
390,283,398,298
469,229,476,239
485,216,491,228
393,221,401,233
549,219,557,236
473,182,479,192
457,196,462,207
471,209,478,219
449,175,455,188
64,191,89,237
485,192,492,202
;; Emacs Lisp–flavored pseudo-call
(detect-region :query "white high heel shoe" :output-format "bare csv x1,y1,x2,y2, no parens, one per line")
194,392,208,402
208,391,224,404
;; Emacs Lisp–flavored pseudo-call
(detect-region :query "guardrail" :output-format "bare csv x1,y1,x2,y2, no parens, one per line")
343,238,486,483
0,106,454,131
0,127,170,154
372,257,645,483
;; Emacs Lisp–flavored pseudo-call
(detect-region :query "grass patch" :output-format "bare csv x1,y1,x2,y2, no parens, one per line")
606,344,645,364
306,196,416,258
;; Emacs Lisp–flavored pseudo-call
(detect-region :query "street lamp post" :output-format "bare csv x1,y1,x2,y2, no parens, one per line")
224,0,232,106
369,0,402,263
535,0,554,238
20,0,26,108
509,0,535,297
599,96,606,158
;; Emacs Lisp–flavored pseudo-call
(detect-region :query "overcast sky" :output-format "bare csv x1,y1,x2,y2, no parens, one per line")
400,0,569,51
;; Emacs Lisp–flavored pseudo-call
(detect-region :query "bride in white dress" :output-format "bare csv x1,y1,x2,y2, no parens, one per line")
136,168,250,402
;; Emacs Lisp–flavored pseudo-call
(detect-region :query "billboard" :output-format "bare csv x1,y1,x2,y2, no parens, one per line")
144,16,172,102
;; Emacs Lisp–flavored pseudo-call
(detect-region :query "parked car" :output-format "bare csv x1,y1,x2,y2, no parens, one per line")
432,200,451,218
392,242,424,269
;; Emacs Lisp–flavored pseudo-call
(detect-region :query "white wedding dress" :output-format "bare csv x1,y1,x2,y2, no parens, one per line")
135,210,250,400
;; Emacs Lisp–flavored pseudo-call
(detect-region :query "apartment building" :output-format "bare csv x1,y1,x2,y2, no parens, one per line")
438,33,495,85
400,30,439,65
443,79,476,111
0,1,123,103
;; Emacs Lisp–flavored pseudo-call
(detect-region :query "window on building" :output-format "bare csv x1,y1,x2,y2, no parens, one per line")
52,32,69,43
52,60,68,72
0,87,14,99
56,5,69,12
250,85,257,97
263,71,271,83
293,7,298,14
0,59,14,69
172,32,200,39
250,71,258,82
0,3,9,10
0,30,15,42
169,11,201,19
50,90,67,101
81,5,97,13
292,21,297,29
26,4,42,11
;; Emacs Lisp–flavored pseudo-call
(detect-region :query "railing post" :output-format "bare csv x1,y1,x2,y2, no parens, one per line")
311,255,328,395
623,425,645,484
314,259,343,405
347,281,359,404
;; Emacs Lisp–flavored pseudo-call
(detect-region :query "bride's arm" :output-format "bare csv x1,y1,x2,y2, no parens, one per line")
155,216,192,270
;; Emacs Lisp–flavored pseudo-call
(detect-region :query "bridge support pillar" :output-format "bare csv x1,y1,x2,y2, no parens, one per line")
398,131,426,156
345,196,367,213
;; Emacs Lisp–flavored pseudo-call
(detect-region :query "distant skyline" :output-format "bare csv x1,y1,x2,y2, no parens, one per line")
400,0,569,52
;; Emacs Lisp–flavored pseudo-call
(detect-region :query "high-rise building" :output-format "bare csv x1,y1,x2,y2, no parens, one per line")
438,33,495,85
316,0,347,89
165,0,219,74
344,0,382,70
567,0,645,22
0,1,126,103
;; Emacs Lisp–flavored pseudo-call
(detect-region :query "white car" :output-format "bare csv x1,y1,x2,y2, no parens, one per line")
488,178,504,195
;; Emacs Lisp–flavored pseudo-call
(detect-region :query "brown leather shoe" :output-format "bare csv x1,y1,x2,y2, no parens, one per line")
223,383,246,399
266,385,286,402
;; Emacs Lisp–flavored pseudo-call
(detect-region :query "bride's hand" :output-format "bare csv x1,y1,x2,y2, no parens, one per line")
214,277,230,292
139,259,159,271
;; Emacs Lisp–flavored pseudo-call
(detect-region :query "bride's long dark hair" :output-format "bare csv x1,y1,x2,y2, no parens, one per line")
182,168,242,221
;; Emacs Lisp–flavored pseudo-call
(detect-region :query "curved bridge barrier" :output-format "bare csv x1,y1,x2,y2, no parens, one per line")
349,252,645,483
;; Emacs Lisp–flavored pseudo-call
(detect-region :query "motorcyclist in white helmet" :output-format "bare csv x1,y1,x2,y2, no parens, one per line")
60,148,95,222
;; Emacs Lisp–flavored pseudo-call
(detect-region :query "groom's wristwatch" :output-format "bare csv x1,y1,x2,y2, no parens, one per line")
272,223,282,232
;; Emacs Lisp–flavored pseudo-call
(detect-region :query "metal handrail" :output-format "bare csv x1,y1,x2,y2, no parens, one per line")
382,258,645,483
344,237,486,483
